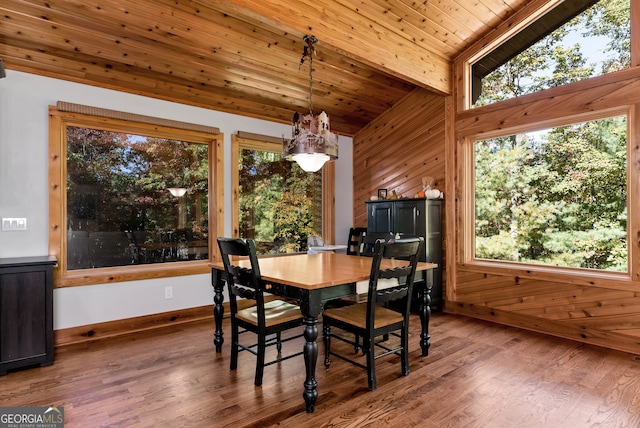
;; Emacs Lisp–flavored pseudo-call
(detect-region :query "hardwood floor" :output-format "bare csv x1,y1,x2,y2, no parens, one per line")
3,312,640,427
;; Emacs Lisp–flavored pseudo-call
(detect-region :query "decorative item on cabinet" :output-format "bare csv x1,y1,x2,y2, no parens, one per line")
365,198,442,310
0,256,57,375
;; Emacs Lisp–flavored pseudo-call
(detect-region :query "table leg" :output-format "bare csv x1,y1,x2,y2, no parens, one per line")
211,268,225,353
420,277,432,356
302,315,319,412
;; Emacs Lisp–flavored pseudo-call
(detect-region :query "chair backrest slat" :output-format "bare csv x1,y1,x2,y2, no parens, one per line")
357,231,395,256
217,237,266,324
365,237,423,328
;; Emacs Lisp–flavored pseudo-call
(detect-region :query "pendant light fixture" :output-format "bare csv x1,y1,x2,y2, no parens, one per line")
283,35,338,172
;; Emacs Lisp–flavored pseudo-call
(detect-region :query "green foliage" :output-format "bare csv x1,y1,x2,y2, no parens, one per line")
66,127,210,268
474,0,630,106
475,116,627,271
238,148,322,254
473,0,629,272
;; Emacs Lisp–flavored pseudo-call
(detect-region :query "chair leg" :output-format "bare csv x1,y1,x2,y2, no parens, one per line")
364,336,377,390
323,323,331,368
255,334,266,386
230,321,239,371
401,325,410,376
276,332,282,354
354,334,361,353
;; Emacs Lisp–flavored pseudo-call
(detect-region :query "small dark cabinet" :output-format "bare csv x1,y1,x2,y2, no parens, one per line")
0,256,57,375
366,198,442,309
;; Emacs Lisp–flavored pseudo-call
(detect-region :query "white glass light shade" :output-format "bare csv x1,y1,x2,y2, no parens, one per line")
292,153,330,172
167,187,187,197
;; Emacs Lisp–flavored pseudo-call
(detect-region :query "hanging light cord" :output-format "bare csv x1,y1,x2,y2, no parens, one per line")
300,35,317,116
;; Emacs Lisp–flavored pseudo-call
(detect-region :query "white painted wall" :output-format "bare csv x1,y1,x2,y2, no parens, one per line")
0,70,353,330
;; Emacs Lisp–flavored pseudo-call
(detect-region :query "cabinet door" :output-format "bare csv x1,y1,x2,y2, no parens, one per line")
368,202,393,233
394,200,424,238
0,271,47,362
424,201,442,264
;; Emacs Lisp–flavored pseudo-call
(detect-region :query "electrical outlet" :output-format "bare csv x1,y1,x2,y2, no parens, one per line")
164,286,173,299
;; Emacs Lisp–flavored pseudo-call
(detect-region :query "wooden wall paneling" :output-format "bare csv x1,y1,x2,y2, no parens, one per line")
353,88,446,227
354,130,444,201
451,301,640,355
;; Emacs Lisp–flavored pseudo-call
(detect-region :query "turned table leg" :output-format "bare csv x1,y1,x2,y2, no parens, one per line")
211,268,225,353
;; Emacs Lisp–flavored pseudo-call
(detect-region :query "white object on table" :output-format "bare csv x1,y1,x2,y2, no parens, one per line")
308,245,348,254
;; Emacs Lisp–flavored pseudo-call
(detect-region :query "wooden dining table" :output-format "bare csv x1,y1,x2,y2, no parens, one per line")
210,252,437,413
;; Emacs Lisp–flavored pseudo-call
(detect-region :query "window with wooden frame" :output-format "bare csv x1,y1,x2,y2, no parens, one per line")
470,112,628,273
462,0,630,110
48,104,224,287
231,132,335,254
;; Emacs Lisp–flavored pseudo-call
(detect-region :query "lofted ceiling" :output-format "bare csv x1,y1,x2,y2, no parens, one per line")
0,0,533,136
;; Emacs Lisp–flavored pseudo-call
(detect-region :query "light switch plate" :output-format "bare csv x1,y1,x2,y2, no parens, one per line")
2,218,27,231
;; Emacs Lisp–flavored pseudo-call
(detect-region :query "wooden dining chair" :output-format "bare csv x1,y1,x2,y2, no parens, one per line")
356,231,395,256
217,237,304,386
346,227,367,255
322,237,423,390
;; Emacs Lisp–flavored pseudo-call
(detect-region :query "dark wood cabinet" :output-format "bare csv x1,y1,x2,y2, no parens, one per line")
0,256,57,375
366,198,442,309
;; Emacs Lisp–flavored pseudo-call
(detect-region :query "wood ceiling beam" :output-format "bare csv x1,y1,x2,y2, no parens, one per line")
204,0,452,95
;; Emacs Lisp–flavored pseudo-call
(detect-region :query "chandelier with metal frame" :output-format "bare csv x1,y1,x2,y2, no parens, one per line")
283,35,338,172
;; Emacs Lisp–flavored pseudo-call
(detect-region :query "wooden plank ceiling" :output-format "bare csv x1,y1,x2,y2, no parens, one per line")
0,0,531,136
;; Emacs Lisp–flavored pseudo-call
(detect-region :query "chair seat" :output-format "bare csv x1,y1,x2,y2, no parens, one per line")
355,278,398,294
237,299,303,327
323,302,403,330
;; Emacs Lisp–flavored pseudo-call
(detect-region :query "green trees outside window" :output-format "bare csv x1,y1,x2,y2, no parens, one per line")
474,0,630,107
66,126,209,269
472,0,630,272
238,148,322,254
475,117,627,271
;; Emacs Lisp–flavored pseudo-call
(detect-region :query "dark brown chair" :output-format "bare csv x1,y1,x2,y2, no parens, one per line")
322,237,423,390
217,237,304,386
346,227,368,255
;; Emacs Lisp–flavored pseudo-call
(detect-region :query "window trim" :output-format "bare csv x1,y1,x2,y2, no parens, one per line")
459,105,635,287
231,133,335,246
48,105,224,287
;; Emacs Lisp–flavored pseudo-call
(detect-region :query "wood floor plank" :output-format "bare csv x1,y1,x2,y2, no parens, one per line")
3,313,640,427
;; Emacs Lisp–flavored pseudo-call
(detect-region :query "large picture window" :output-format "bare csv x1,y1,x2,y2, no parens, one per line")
473,114,628,272
49,104,224,286
66,128,209,269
